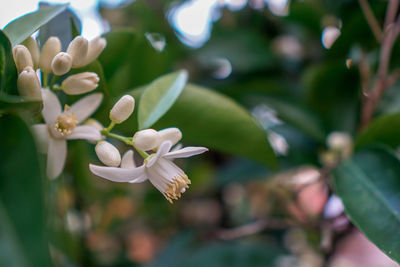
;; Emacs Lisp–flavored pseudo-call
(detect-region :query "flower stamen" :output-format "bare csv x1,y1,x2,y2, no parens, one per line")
54,107,78,136
165,174,191,203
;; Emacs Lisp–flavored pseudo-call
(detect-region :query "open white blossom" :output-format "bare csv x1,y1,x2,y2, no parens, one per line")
90,140,208,203
32,89,103,179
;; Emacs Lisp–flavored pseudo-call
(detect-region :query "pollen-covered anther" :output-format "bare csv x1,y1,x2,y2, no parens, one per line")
165,175,191,203
54,111,78,136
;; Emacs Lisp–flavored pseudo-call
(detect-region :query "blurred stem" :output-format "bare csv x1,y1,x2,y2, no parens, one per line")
42,72,49,88
50,75,59,90
360,3,400,128
358,0,383,43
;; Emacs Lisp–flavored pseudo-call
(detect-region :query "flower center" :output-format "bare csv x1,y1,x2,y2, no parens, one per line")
54,107,78,136
165,175,191,203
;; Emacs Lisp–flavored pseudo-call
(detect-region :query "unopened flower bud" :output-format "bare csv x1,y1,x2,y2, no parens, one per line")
51,52,72,75
39,37,61,73
61,72,99,95
13,45,33,73
22,37,40,69
121,150,136,168
158,128,182,147
95,141,121,167
17,66,41,98
67,36,88,68
327,132,353,158
82,37,107,66
110,95,135,123
133,129,161,151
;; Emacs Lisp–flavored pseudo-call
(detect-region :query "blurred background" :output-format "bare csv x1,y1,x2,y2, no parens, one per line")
2,0,399,266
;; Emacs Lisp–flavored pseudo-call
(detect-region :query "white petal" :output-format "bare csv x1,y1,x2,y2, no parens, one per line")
146,140,172,167
69,93,103,123
31,124,49,153
121,150,136,168
67,125,101,141
129,174,148,183
171,143,183,152
41,88,62,124
163,146,208,160
89,164,146,183
47,137,67,179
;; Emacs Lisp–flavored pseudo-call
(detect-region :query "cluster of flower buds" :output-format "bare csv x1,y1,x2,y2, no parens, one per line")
13,35,106,97
90,95,207,203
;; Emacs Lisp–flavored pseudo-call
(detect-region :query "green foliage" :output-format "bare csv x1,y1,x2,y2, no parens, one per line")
0,114,52,267
356,113,400,148
0,30,18,95
138,70,188,129
3,4,68,46
334,147,400,262
129,84,277,168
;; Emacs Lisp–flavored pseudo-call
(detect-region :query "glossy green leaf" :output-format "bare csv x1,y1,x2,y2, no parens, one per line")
0,30,18,94
356,113,400,149
128,84,277,167
138,70,188,129
334,147,400,263
3,4,68,46
0,114,52,267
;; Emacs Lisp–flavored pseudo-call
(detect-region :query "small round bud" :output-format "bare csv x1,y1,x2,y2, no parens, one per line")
110,95,135,123
133,129,161,151
95,141,121,167
327,131,353,157
158,128,182,147
13,45,33,73
61,72,99,95
322,26,341,49
22,37,40,69
51,52,72,75
17,66,42,98
67,36,88,68
39,37,61,73
82,37,107,66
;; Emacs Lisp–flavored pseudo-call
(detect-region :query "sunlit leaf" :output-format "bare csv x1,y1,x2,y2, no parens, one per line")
3,4,68,46
128,84,277,168
334,147,400,263
138,70,188,129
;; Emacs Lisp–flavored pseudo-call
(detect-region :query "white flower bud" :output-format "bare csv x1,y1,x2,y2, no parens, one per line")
39,37,61,73
61,72,99,95
67,36,88,68
22,37,40,69
82,37,107,66
51,52,72,75
158,128,182,147
110,95,135,123
327,131,353,158
17,66,41,98
95,141,121,167
13,45,33,73
322,26,341,49
133,129,161,151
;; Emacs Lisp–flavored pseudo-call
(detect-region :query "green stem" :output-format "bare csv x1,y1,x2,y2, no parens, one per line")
135,148,150,159
50,75,59,89
104,121,116,133
42,72,49,88
101,129,150,159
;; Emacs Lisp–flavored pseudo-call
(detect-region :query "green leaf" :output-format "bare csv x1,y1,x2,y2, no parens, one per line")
0,114,52,267
0,94,42,113
334,147,400,263
138,70,188,129
356,113,400,149
3,4,68,46
0,30,18,94
0,201,30,267
128,84,277,168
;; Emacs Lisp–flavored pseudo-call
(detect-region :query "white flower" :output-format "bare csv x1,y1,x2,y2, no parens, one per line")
32,89,103,179
89,141,208,203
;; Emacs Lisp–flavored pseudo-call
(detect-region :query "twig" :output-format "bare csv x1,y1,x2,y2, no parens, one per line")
384,0,399,31
361,13,400,127
358,0,383,43
215,219,295,240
